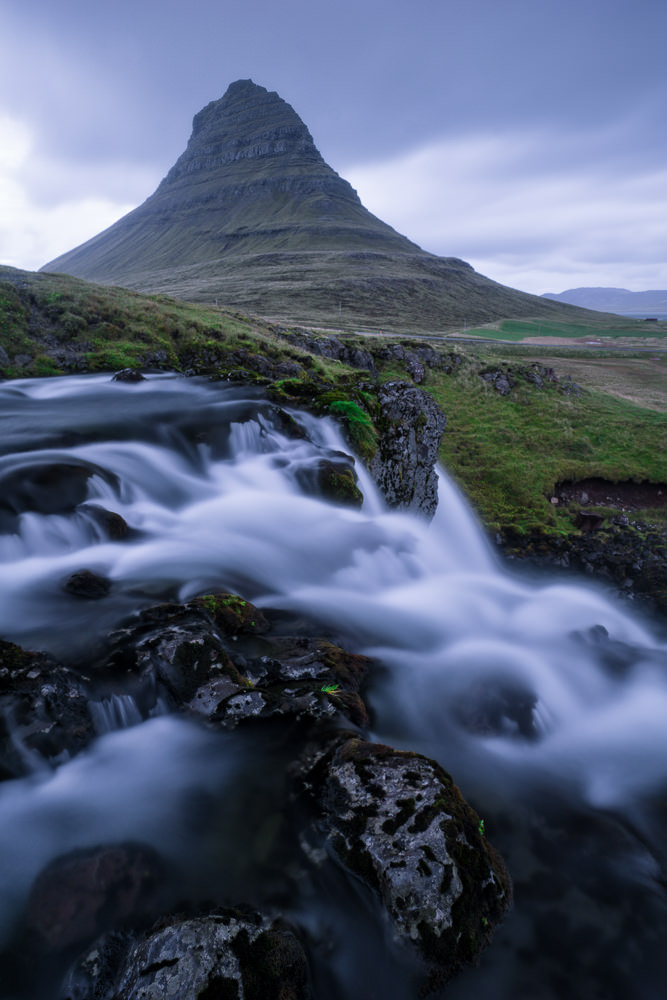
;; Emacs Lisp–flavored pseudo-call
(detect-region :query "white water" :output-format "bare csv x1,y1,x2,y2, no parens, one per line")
0,373,665,999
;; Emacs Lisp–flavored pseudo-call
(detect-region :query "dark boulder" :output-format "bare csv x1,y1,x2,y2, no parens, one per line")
297,736,511,993
295,455,363,508
369,380,447,518
79,505,130,541
64,570,112,600
70,909,313,1000
24,844,164,954
0,640,94,778
111,370,145,383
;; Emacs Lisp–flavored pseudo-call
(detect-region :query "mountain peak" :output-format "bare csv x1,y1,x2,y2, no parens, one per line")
41,82,581,330
161,78,325,190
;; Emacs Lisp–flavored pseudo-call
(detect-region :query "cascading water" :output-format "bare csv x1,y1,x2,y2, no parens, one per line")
0,373,665,1000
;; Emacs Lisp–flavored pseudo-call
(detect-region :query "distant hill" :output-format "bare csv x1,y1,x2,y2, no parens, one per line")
543,287,667,317
42,80,596,333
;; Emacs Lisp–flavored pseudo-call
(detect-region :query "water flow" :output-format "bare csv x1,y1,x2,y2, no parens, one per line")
0,373,665,999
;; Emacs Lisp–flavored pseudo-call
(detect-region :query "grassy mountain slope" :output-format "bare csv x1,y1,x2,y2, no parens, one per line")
42,80,606,333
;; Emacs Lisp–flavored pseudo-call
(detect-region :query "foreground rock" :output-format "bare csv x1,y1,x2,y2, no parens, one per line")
296,735,512,993
1,592,511,997
25,844,164,954
0,640,94,779
60,909,312,1000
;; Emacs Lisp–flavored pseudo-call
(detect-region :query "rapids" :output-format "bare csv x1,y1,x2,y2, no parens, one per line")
0,372,665,999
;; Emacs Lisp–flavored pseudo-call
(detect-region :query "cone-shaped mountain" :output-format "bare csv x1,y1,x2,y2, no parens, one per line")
43,80,584,331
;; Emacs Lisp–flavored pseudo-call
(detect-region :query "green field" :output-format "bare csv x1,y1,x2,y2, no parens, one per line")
459,316,667,343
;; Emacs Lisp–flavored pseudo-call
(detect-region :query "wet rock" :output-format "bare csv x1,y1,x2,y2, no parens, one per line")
452,678,538,740
106,603,240,704
190,635,371,730
499,520,667,615
111,369,145,383
306,456,364,507
24,844,164,953
298,736,511,992
369,380,447,518
58,929,135,1000
102,909,313,1000
64,570,112,600
79,506,130,540
0,640,93,778
0,463,102,517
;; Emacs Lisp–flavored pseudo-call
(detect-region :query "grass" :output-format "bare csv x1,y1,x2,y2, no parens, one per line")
0,266,314,379
413,350,666,537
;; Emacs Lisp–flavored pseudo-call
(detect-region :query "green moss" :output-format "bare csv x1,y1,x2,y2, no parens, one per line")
193,592,268,635
328,399,378,461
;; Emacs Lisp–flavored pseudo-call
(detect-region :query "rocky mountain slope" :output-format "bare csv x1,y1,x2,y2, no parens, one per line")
43,80,595,332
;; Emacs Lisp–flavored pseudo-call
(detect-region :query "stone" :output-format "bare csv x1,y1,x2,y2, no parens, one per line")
0,640,94,778
25,844,164,953
110,909,312,1000
368,380,447,518
64,570,112,600
297,736,512,992
111,370,145,383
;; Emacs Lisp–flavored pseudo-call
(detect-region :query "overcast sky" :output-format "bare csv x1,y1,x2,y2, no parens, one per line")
1,0,665,295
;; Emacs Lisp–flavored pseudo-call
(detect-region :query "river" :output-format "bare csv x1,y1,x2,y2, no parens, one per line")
0,373,665,999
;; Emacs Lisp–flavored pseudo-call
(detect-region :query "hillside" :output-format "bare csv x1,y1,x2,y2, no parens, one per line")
42,80,600,333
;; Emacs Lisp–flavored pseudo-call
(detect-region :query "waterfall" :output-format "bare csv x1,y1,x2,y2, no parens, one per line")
0,373,665,1000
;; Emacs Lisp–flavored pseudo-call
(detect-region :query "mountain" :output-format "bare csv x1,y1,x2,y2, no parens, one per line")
43,80,595,332
543,287,667,317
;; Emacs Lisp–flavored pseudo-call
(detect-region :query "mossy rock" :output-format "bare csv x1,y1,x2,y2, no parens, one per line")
191,593,270,636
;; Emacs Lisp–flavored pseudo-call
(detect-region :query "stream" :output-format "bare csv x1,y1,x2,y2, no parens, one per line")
0,372,665,999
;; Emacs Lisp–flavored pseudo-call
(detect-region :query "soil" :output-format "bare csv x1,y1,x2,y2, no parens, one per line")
555,478,667,511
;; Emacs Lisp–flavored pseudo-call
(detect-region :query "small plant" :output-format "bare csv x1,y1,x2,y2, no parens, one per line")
321,683,341,695
478,818,485,837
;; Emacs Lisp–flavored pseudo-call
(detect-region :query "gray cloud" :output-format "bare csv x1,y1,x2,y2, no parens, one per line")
1,0,666,290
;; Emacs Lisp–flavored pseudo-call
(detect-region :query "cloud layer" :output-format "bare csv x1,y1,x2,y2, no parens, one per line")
1,0,666,294
345,123,667,294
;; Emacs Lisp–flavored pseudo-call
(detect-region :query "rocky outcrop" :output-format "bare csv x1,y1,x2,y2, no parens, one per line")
369,380,447,518
500,519,667,615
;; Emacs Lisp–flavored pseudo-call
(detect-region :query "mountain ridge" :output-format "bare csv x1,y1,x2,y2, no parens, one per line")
543,286,667,316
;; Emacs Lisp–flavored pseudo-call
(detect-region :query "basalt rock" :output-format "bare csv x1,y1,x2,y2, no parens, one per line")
76,909,314,1000
24,844,164,954
63,570,112,600
101,597,371,730
0,640,94,779
369,380,447,518
295,735,512,993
